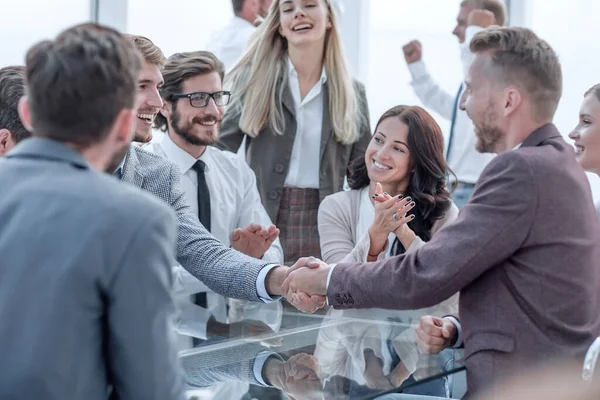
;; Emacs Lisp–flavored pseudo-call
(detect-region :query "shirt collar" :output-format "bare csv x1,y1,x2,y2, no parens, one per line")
287,57,328,84
160,133,210,173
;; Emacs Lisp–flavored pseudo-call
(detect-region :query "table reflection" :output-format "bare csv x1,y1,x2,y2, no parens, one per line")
179,305,462,400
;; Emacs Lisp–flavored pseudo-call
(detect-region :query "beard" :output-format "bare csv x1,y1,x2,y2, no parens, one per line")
474,123,503,153
170,105,219,147
472,101,503,154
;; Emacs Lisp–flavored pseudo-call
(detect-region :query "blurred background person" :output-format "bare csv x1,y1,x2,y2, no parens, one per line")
402,0,508,208
207,0,273,71
220,0,371,265
0,66,29,156
569,84,600,218
316,105,458,396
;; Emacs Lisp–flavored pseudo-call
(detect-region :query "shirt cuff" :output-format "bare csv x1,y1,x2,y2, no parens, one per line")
443,316,463,348
253,351,284,386
407,60,428,82
256,264,281,303
325,265,336,306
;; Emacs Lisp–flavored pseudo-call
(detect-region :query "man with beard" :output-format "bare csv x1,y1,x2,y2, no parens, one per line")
0,24,184,399
207,0,273,70
281,27,600,397
118,36,322,315
150,51,284,353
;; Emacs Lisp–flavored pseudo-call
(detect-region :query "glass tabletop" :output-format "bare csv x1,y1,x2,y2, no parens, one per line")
177,301,464,400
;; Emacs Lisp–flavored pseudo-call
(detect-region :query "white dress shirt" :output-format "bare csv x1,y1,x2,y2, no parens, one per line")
206,16,256,71
284,58,327,189
150,135,284,348
407,26,494,184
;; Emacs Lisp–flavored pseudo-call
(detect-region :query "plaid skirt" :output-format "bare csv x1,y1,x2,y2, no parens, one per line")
276,188,322,266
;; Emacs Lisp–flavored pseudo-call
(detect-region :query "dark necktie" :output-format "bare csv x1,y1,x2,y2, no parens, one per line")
191,160,210,346
192,160,211,232
446,84,464,161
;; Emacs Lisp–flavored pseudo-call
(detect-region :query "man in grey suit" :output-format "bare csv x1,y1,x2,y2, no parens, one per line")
118,35,323,312
281,27,600,397
0,24,184,399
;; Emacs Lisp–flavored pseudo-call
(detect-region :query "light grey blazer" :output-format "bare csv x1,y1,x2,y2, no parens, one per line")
0,138,184,399
121,145,272,301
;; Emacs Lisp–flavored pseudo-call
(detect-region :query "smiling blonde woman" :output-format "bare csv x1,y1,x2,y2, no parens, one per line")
219,0,371,264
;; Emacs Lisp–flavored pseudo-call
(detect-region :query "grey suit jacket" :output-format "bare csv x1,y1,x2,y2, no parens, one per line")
327,124,600,395
121,145,271,301
219,80,372,221
0,138,184,399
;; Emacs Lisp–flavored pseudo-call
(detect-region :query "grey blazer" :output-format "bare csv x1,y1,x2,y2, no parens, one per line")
327,124,600,396
219,80,372,221
121,145,272,302
0,138,184,399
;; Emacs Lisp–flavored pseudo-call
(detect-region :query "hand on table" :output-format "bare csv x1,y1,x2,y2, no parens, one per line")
415,316,457,354
263,353,322,400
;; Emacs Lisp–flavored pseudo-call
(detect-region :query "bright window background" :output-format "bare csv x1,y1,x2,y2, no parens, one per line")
127,0,233,57
529,0,600,200
367,0,463,137
1,0,91,65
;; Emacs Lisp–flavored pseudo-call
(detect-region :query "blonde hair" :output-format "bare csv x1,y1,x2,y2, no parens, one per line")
124,34,166,66
225,0,365,145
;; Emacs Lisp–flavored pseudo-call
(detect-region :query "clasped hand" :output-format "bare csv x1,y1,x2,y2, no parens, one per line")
281,257,331,313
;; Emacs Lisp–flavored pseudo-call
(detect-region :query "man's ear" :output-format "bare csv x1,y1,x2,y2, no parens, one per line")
0,129,15,156
17,96,33,132
112,108,136,146
160,101,172,120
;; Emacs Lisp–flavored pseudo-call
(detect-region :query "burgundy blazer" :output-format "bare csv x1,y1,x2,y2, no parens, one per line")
327,124,600,395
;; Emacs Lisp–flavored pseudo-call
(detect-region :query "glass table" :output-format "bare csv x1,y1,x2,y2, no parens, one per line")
177,302,465,400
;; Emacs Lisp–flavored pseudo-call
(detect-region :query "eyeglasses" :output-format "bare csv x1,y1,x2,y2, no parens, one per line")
170,91,231,108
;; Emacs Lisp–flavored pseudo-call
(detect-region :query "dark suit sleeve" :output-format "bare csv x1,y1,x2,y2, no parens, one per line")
167,163,270,302
348,82,372,165
107,207,184,400
218,105,246,153
327,151,537,310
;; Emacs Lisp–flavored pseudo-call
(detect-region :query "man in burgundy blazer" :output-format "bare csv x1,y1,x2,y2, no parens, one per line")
282,27,600,397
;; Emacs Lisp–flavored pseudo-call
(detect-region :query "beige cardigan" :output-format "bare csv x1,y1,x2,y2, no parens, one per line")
317,188,460,374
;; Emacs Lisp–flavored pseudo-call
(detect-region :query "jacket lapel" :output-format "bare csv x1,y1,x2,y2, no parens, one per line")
121,147,144,188
319,82,332,162
281,81,296,118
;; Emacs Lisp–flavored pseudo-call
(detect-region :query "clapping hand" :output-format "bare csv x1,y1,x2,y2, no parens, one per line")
230,223,280,259
369,183,415,256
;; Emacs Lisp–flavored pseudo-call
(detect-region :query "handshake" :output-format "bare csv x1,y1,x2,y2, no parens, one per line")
269,257,333,313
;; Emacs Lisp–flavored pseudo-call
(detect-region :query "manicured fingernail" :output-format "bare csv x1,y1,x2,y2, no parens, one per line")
405,197,412,202
397,195,403,199
374,194,379,197
371,195,375,199
409,201,415,207
383,192,389,196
